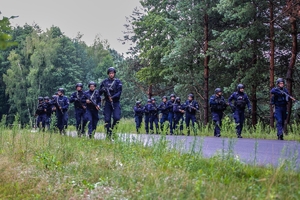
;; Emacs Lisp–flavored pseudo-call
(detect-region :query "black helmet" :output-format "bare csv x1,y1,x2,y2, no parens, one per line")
175,97,181,102
151,97,156,101
38,96,44,101
276,78,284,85
88,81,96,88
44,96,49,101
188,93,194,99
147,99,152,103
57,88,65,93
55,92,58,95
107,67,116,75
170,94,176,98
76,83,83,88
136,101,141,105
162,96,167,100
215,88,222,94
237,84,245,90
52,95,57,99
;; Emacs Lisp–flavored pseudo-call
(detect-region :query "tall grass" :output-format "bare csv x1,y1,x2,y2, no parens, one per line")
0,115,299,199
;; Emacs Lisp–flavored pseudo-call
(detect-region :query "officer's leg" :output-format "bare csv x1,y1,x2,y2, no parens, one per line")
91,110,99,138
185,114,191,135
145,115,149,134
233,110,241,137
239,111,245,136
135,116,139,133
75,109,81,133
168,113,174,135
179,116,184,134
275,107,284,139
212,112,221,137
86,109,93,136
191,115,197,135
112,102,121,130
56,112,64,133
81,110,88,135
149,115,154,134
104,103,112,136
154,116,159,134
173,116,179,135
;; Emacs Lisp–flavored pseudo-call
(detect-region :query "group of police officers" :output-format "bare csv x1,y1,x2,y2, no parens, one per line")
35,66,294,141
134,78,295,140
35,67,122,138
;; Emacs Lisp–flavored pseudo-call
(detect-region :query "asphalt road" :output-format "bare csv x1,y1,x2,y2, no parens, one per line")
68,132,300,168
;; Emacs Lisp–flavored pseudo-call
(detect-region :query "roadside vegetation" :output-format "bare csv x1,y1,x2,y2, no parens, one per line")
0,115,299,199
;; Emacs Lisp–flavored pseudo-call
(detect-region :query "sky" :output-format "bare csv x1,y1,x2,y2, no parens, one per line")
1,0,141,54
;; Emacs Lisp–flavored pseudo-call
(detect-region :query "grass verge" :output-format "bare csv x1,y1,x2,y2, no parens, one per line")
0,127,299,199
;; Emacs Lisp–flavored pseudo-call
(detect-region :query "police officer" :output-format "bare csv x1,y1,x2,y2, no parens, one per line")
271,78,295,140
228,84,251,138
150,97,159,134
185,94,199,136
209,88,227,137
158,96,169,133
53,88,69,134
133,101,144,133
43,96,52,129
144,99,152,134
173,97,185,135
167,94,176,135
35,97,46,130
99,67,122,138
84,81,101,138
70,83,87,137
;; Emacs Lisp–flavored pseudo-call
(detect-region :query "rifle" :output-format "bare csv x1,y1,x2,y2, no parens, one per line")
55,96,64,115
282,91,298,102
89,90,100,111
105,87,114,110
76,91,86,109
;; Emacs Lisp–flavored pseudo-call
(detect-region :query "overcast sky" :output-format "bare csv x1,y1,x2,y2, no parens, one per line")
1,0,141,54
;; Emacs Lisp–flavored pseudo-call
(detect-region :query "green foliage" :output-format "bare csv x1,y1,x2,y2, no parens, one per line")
0,128,299,199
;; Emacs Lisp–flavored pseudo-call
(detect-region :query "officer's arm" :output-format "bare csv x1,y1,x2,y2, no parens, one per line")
246,95,251,110
271,88,282,95
96,93,102,107
69,93,76,103
98,82,105,96
173,104,178,112
111,81,123,99
228,94,234,107
62,98,70,110
209,96,217,105
194,102,199,110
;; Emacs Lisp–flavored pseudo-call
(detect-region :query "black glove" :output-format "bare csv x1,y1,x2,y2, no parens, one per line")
248,109,252,115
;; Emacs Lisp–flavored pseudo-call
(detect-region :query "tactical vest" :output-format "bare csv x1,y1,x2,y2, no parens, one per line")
234,93,246,110
210,96,226,112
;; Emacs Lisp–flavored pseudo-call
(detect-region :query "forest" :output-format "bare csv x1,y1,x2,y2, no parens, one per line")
0,0,300,128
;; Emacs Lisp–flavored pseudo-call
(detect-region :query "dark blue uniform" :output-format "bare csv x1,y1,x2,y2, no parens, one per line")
228,92,251,137
150,102,159,134
99,78,122,136
134,105,144,133
173,103,185,134
167,100,176,134
70,91,87,136
184,100,199,135
44,101,53,128
35,102,46,129
53,96,69,133
83,89,101,137
158,101,169,132
144,103,152,134
271,87,289,138
209,94,227,137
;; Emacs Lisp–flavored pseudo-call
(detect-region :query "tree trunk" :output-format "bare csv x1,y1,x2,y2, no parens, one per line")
251,85,257,125
269,0,275,128
284,16,297,133
203,12,209,125
148,84,153,99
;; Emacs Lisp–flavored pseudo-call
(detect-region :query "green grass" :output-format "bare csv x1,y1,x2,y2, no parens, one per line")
0,123,299,199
